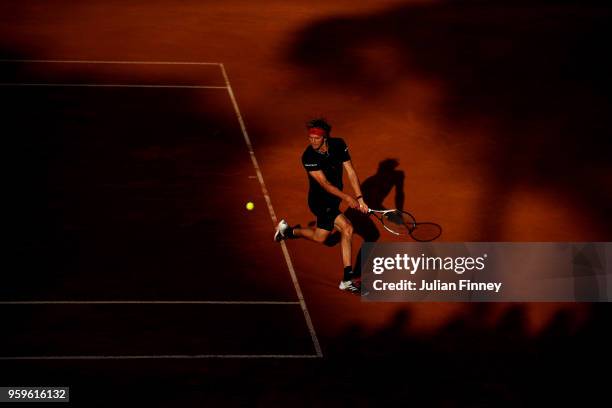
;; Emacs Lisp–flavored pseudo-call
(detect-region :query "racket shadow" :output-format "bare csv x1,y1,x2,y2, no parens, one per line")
410,221,442,242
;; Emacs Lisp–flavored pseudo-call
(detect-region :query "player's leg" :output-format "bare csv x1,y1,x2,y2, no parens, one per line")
284,203,335,242
345,207,380,277
333,214,354,271
275,203,335,244
291,225,330,243
334,214,361,294
275,216,332,243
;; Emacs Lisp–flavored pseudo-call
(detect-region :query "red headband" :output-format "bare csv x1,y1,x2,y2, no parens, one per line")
308,127,327,136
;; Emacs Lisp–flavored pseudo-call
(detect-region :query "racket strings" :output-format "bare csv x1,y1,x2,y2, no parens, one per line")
378,210,441,241
382,211,416,235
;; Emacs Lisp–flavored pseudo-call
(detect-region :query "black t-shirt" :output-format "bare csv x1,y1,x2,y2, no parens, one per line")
301,137,351,207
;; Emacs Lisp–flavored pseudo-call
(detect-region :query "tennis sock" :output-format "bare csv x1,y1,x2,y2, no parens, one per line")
343,266,353,281
287,224,298,239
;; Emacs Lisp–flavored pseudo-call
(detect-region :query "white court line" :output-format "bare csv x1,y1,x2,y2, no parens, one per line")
220,64,323,358
0,83,226,89
0,354,321,361
0,301,299,305
0,59,221,65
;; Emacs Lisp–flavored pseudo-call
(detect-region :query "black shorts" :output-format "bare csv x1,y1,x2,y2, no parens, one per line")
309,202,342,231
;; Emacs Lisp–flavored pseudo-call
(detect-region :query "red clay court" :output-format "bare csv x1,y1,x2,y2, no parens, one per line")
1,1,610,406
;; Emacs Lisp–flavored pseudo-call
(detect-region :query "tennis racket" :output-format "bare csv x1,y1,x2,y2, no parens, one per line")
368,209,442,242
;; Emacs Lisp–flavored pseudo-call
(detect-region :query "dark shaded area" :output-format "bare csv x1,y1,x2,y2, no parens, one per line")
3,60,294,301
288,0,612,239
0,304,315,356
1,304,610,406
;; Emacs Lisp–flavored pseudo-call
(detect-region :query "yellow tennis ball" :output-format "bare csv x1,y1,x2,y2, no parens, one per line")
246,201,255,211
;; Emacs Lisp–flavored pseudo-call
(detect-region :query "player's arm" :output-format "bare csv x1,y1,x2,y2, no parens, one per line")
308,170,359,209
343,160,369,213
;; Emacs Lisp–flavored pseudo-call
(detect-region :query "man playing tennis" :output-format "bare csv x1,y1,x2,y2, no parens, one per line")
274,118,369,294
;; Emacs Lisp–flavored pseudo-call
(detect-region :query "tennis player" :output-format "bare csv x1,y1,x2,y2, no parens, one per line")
274,118,369,294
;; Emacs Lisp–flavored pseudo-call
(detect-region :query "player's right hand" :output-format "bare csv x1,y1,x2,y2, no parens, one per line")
345,196,359,209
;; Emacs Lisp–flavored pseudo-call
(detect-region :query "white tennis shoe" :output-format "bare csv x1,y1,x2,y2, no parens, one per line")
274,219,290,242
339,280,361,295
